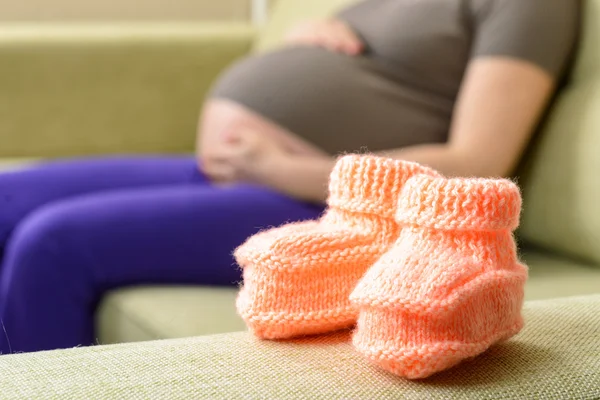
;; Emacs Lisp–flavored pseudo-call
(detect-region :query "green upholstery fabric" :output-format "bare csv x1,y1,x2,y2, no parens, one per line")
254,0,356,52
97,286,243,344
2,295,599,399
96,248,600,344
522,248,600,300
519,0,600,265
1,8,600,397
0,23,254,158
0,159,37,172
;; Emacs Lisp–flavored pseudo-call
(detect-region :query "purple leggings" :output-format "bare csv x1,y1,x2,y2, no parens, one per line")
0,157,323,354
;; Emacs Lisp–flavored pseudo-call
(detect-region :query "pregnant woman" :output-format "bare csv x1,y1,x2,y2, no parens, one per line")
0,0,579,353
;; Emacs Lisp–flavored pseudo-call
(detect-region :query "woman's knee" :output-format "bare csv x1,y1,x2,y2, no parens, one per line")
3,201,85,277
0,169,32,245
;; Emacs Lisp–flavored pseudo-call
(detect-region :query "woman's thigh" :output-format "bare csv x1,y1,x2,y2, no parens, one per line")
0,183,323,352
0,156,205,245
3,183,323,291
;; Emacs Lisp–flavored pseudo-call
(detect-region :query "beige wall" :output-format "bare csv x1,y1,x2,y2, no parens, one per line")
0,0,250,21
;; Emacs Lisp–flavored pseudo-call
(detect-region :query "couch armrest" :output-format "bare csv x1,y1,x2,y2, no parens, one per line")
1,295,599,399
0,23,255,158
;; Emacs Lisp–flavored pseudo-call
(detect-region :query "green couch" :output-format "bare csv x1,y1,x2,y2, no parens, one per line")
1,295,598,399
0,0,599,397
78,0,600,345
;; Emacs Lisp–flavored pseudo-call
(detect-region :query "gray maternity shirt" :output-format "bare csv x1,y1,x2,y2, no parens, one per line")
211,0,580,154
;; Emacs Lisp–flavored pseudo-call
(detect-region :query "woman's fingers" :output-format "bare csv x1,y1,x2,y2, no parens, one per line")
284,19,364,55
203,158,236,183
202,133,256,183
284,21,316,43
314,29,343,52
202,143,240,183
333,21,364,55
309,22,360,54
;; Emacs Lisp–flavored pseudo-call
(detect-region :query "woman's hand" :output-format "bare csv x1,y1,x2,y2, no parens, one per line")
284,19,364,56
202,129,288,185
203,128,336,203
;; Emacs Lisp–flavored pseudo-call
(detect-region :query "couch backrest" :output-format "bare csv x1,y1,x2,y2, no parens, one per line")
1,0,249,21
255,0,600,265
519,0,600,265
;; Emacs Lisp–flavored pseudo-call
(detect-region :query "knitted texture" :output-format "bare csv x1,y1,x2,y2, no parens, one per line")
234,155,439,339
351,175,528,379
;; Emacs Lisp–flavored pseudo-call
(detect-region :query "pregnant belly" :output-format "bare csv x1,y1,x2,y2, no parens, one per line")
210,46,451,154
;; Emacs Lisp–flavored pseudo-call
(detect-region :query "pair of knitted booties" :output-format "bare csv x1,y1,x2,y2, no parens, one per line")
234,155,527,379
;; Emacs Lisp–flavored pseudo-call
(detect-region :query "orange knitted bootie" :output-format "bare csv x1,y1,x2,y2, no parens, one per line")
234,155,439,339
351,175,528,379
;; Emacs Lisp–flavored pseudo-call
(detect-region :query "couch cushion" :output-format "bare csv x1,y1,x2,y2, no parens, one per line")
97,286,243,344
4,295,600,399
522,248,600,300
0,158,37,172
98,249,600,343
254,0,357,52
519,0,600,264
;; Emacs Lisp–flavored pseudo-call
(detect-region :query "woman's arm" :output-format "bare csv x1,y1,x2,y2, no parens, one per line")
255,0,578,203
206,0,577,203
258,57,555,203
379,57,554,177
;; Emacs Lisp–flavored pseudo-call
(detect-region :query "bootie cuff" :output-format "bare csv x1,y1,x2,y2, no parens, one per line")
328,155,439,219
396,175,522,231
